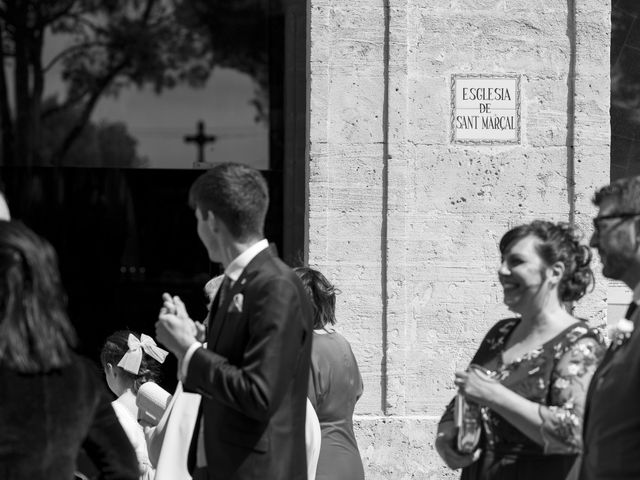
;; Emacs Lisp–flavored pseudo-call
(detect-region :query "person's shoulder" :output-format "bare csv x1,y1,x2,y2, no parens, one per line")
68,353,109,394
248,250,298,284
70,352,102,375
487,318,520,336
314,329,353,350
564,320,607,347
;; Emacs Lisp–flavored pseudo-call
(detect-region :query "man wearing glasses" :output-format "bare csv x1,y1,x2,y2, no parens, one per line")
579,176,640,480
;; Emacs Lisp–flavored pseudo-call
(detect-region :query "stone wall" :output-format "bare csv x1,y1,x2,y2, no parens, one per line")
307,0,610,478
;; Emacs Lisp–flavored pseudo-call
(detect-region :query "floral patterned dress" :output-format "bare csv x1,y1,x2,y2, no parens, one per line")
440,318,605,480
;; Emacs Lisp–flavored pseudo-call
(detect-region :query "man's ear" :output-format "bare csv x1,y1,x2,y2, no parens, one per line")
209,212,232,237
205,210,217,232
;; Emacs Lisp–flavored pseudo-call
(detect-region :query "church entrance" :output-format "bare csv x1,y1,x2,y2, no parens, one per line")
0,0,308,389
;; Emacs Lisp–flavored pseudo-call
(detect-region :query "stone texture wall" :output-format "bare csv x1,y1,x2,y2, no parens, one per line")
307,0,610,478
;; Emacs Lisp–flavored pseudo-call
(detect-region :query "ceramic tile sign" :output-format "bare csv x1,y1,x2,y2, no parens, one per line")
451,74,521,144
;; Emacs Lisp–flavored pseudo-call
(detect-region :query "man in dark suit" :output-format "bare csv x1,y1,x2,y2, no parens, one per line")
580,175,640,479
156,163,312,480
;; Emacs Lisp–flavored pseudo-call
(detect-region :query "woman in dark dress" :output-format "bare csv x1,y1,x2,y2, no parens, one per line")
435,221,605,480
295,267,365,480
0,221,138,480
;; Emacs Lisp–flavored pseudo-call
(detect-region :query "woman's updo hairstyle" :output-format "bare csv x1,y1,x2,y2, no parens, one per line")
100,330,162,394
294,266,340,330
499,220,593,302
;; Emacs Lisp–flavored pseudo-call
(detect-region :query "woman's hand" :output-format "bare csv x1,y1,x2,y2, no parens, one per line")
454,367,501,407
435,421,481,469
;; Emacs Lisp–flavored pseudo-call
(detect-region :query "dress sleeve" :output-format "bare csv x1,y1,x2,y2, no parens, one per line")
539,336,605,454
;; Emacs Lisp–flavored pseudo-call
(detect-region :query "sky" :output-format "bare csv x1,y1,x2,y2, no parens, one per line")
42,32,269,170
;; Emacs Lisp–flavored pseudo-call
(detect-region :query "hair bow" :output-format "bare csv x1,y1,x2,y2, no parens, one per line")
117,333,168,375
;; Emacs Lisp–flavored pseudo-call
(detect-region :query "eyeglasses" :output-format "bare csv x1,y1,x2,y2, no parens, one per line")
593,212,640,234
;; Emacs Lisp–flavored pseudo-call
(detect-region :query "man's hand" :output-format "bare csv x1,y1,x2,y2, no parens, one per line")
155,292,197,360
194,320,206,343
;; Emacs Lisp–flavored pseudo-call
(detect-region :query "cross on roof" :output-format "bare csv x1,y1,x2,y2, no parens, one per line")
184,120,217,165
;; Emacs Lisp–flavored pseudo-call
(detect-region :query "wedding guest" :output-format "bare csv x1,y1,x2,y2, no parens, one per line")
580,176,640,479
435,220,605,480
155,163,312,480
101,330,169,480
294,266,365,480
156,273,320,480
0,220,138,480
200,275,320,479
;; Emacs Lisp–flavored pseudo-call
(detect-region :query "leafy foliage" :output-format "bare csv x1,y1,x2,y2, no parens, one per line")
0,0,223,166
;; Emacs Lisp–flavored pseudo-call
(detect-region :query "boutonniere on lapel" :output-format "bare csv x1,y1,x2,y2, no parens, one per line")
229,293,244,313
607,318,635,350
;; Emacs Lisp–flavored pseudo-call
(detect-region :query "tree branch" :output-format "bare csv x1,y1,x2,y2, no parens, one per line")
43,41,108,73
35,0,77,29
29,26,45,161
0,21,15,164
53,58,129,164
141,0,159,23
40,87,90,119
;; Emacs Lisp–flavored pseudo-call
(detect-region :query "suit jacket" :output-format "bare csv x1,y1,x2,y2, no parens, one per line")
184,247,313,480
0,353,138,480
580,307,640,480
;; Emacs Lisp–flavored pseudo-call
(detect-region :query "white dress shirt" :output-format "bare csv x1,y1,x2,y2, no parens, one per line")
180,239,270,379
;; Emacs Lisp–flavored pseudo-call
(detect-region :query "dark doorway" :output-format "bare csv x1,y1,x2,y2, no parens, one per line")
611,0,640,180
0,0,308,391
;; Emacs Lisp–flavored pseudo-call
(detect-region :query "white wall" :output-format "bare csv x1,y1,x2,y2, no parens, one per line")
308,1,610,477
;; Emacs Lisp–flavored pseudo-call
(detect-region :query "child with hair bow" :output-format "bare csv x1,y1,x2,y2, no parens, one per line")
101,331,169,480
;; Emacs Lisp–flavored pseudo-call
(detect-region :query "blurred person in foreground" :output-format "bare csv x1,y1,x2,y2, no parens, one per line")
580,176,640,479
0,220,138,480
436,220,605,480
294,266,364,480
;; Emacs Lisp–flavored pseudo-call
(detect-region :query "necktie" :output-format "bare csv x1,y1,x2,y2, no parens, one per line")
625,301,638,320
218,275,231,306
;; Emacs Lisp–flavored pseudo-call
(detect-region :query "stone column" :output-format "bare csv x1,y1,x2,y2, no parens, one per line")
307,0,610,477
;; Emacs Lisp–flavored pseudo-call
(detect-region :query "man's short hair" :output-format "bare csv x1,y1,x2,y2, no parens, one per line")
594,175,640,213
188,163,269,240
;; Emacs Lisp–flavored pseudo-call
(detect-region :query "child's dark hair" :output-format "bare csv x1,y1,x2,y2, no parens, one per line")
100,330,162,393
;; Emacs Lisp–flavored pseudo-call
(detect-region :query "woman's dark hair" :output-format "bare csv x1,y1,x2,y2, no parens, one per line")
499,220,594,302
294,267,339,329
0,221,77,373
100,330,162,393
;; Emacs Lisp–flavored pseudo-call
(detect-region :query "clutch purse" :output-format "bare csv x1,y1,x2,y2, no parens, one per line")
136,382,172,427
454,392,481,454
454,364,496,453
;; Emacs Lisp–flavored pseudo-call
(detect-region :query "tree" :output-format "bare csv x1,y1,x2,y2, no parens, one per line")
40,95,147,167
176,0,272,123
0,0,212,166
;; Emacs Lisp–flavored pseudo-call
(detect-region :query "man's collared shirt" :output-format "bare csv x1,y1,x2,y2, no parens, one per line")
180,238,269,378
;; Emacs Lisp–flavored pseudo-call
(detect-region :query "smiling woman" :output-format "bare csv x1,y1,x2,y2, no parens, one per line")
435,220,606,480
